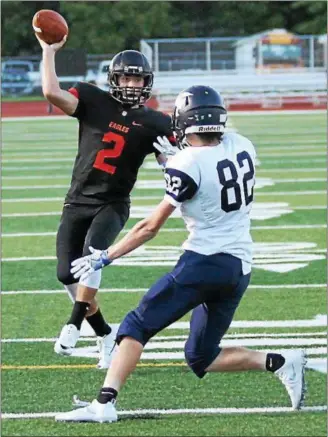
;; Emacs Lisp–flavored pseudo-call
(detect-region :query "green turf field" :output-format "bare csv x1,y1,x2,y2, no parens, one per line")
1,111,327,436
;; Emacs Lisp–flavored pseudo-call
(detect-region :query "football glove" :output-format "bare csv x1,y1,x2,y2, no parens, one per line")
70,246,112,281
153,136,177,157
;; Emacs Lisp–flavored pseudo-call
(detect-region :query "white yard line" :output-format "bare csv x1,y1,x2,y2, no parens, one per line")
256,190,325,196
2,115,71,121
231,109,326,115
2,332,327,342
1,225,326,238
292,206,326,210
2,176,326,183
3,185,69,190
2,405,326,420
259,151,325,157
256,168,325,173
258,158,325,164
2,157,326,165
1,284,326,295
2,145,325,155
3,109,324,123
2,165,73,171
2,158,74,163
1,195,162,203
2,338,326,348
2,166,324,174
2,175,70,180
275,178,325,183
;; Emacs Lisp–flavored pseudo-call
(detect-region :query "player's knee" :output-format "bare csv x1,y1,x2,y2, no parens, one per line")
56,264,77,285
116,309,153,346
184,340,221,379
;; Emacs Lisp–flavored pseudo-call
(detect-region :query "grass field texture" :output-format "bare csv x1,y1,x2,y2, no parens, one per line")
1,111,327,436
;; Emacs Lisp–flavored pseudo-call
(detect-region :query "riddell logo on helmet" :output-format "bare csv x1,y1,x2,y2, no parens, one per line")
198,126,220,132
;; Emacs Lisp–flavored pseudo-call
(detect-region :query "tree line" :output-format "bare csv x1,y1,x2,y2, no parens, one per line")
2,1,326,56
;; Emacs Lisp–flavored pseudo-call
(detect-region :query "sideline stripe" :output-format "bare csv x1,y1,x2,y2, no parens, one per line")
2,405,326,420
2,284,326,295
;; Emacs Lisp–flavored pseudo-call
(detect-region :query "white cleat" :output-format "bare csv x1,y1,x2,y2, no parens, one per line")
97,330,116,369
55,399,118,423
54,324,80,356
275,349,307,410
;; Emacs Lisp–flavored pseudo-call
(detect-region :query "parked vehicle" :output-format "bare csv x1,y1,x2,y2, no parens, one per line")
87,60,111,90
1,68,34,96
2,60,40,90
235,29,304,71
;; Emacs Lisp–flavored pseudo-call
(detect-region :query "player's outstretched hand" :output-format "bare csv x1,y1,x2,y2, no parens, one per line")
153,136,177,157
35,33,67,52
70,246,112,281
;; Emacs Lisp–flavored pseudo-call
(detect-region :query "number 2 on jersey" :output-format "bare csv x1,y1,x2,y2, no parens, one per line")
217,151,255,213
93,131,126,175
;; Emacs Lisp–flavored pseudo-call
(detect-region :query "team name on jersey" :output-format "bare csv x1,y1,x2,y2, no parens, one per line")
109,121,130,133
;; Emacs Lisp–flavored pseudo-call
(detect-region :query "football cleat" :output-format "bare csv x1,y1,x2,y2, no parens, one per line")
55,399,118,423
275,349,307,410
54,324,80,356
97,329,116,369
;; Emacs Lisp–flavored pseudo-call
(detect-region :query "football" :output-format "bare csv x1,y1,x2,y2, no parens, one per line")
32,9,68,45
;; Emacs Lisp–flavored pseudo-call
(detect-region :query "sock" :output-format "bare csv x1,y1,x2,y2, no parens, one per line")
97,387,118,404
67,301,89,330
86,309,112,337
266,353,285,372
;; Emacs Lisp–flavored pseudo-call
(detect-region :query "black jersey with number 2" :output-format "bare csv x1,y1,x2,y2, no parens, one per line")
65,82,174,205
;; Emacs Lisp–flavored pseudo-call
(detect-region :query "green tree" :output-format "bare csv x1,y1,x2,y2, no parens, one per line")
291,1,327,34
60,1,174,54
1,0,326,56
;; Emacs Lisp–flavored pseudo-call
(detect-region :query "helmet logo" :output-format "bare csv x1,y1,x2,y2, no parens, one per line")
175,92,193,109
198,126,221,132
123,65,143,73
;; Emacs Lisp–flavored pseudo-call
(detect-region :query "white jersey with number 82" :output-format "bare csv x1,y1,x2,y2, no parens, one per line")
164,132,256,274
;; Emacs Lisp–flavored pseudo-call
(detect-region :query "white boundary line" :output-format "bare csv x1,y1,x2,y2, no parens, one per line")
2,189,325,196
2,157,326,165
2,405,326,420
1,225,326,238
2,338,326,347
2,115,71,122
2,167,325,174
1,284,326,295
2,332,326,342
2,177,326,184
230,109,326,115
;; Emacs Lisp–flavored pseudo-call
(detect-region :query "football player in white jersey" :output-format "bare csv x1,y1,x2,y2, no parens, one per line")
56,85,307,423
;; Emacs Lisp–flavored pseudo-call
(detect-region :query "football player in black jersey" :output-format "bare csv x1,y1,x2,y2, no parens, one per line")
36,34,176,368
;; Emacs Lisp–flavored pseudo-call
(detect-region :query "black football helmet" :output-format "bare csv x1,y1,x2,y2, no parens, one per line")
108,50,153,105
172,85,227,148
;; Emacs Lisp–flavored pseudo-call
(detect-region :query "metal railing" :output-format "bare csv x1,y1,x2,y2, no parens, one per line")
140,35,327,72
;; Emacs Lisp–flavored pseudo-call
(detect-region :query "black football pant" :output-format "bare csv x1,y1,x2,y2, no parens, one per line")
56,202,130,285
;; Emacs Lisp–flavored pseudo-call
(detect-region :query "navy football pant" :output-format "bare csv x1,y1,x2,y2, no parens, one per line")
117,250,251,378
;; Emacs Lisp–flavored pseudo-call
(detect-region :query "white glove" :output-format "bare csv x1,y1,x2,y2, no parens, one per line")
70,246,112,281
153,136,177,157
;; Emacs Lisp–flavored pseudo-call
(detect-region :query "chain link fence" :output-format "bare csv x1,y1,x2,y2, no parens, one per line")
2,33,326,99
141,34,326,72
